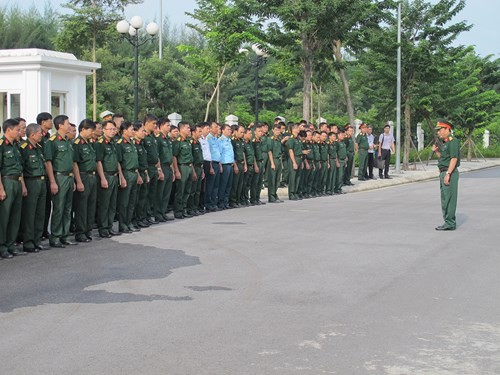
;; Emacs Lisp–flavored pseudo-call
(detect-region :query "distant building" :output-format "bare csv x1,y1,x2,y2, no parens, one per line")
0,48,100,126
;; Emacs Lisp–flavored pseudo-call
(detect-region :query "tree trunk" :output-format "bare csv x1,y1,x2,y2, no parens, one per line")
403,94,411,170
92,0,97,121
204,64,226,122
467,132,472,161
302,55,313,123
333,40,354,126
216,70,220,123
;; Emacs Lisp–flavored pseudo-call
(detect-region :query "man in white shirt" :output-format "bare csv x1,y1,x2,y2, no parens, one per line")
378,124,396,179
199,122,212,213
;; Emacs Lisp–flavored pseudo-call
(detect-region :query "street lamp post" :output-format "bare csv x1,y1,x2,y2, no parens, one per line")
251,44,267,127
116,17,159,121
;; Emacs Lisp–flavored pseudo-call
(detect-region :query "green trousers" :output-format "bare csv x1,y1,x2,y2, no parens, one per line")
50,174,74,243
358,149,368,179
242,165,254,204
134,170,148,224
288,159,302,198
188,165,203,212
157,164,173,219
299,163,310,196
250,161,264,203
22,177,47,249
319,161,328,193
147,165,158,217
344,153,354,183
326,160,337,193
174,164,193,215
281,156,289,185
267,157,282,201
335,160,346,192
97,174,117,235
229,161,245,205
118,170,138,231
0,178,22,254
440,170,459,228
74,173,96,240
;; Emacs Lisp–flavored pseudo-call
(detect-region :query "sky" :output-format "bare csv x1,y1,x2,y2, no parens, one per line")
0,0,498,57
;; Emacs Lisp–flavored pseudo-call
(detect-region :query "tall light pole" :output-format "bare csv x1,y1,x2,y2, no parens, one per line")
251,44,267,127
159,0,163,60
116,17,159,121
396,2,402,173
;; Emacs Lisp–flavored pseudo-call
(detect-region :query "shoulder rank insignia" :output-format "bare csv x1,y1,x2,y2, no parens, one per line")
177,136,181,141
74,139,80,145
20,142,28,149
98,137,104,143
449,137,453,141
0,139,3,146
117,139,123,144
49,135,57,141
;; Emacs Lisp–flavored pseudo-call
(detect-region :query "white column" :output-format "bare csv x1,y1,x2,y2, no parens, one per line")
484,129,490,149
225,114,238,125
168,112,182,127
354,119,362,137
388,121,394,136
416,122,424,151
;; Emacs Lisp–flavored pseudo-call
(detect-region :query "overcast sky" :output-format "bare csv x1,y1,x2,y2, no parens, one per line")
1,0,498,57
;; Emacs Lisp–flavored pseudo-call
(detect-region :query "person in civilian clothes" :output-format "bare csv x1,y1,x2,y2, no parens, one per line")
206,122,221,212
199,122,211,213
378,123,395,179
217,124,234,209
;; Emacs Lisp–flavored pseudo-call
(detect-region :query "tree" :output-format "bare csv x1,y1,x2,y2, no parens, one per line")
54,0,143,120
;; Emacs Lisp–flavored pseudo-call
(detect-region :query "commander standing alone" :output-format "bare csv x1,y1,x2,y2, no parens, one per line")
432,120,460,231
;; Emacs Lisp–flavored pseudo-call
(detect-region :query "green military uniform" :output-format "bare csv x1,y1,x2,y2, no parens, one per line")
319,141,329,194
156,133,174,221
301,140,314,198
173,136,193,217
44,133,75,245
242,139,255,205
326,141,338,195
73,135,97,241
438,135,460,229
20,140,46,251
267,136,282,202
187,138,204,215
311,141,321,196
344,136,355,184
95,137,119,236
250,137,265,205
40,130,52,238
116,137,139,232
144,132,159,219
286,135,303,200
0,137,24,257
356,132,369,180
335,140,347,193
229,136,245,207
134,139,149,227
261,133,269,186
280,132,291,187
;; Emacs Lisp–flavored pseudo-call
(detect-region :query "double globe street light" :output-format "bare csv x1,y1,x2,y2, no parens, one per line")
116,16,159,121
250,44,267,127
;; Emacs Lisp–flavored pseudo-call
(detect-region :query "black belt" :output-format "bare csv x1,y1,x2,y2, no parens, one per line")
2,175,22,181
138,169,146,173
24,175,45,180
56,171,73,177
222,163,232,166
79,171,96,175
211,160,220,164
104,171,118,176
195,163,203,167
439,167,450,173
124,169,138,172
148,163,158,166
179,163,192,166
161,163,171,167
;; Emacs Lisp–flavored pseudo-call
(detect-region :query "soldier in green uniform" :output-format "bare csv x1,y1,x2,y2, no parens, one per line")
344,125,355,186
267,124,283,203
133,121,150,228
172,121,194,219
187,124,205,216
20,123,46,252
326,132,338,195
143,114,163,224
37,112,53,239
242,128,255,206
356,123,369,181
0,119,27,258
116,121,139,233
261,123,269,187
72,119,97,243
279,122,291,188
318,131,329,195
155,118,174,221
301,131,314,198
250,124,265,205
311,132,321,197
229,125,247,208
335,129,347,194
95,120,125,238
44,115,77,248
432,120,460,231
287,124,304,200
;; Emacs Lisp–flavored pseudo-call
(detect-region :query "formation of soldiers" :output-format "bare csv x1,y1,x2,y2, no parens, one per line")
0,112,382,259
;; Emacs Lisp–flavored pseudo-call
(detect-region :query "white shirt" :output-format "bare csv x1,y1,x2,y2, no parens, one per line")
200,135,211,161
379,133,394,150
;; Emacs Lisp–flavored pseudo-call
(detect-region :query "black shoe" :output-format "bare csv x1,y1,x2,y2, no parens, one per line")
129,226,140,232
358,178,366,181
75,237,91,243
42,232,50,240
85,233,93,241
0,251,14,259
10,249,28,256
61,240,78,246
23,247,40,253
35,244,47,251
187,210,198,216
174,214,184,219
435,225,455,231
138,220,150,228
155,217,166,223
120,228,133,234
99,233,112,239
269,200,279,203
183,212,193,218
379,175,384,179
148,218,160,225
50,241,66,248
384,175,392,179
109,230,122,236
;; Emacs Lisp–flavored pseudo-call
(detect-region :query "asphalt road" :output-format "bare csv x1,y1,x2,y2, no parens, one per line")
1,167,499,375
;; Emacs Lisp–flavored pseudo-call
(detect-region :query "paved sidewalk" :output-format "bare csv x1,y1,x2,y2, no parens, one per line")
273,158,500,199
